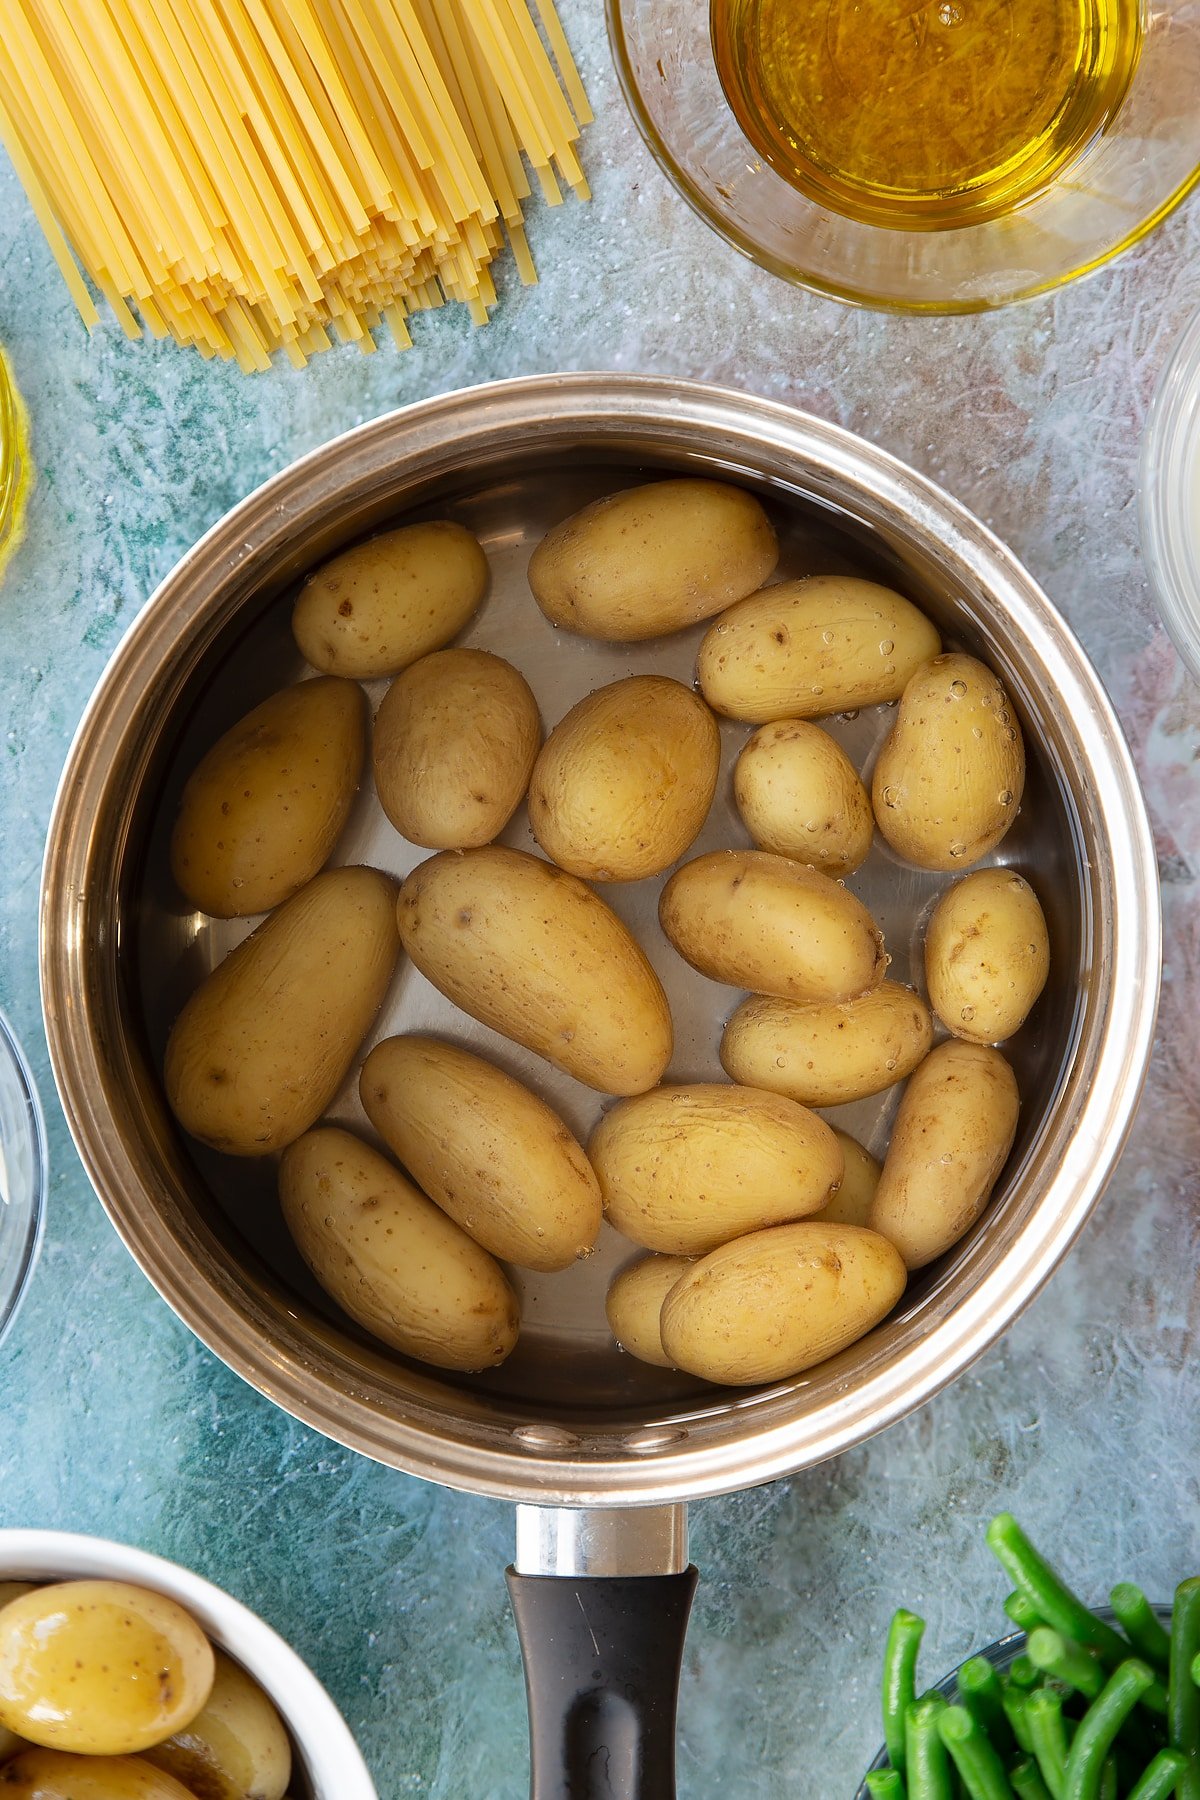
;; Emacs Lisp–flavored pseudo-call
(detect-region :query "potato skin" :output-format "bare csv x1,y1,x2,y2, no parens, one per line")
589,1083,843,1254
872,653,1026,870
733,719,873,876
527,478,778,641
170,677,367,918
164,866,400,1155
925,868,1050,1043
360,1035,602,1271
529,675,720,881
373,648,541,850
868,1040,1020,1270
396,847,673,1095
0,1581,214,1757
279,1128,519,1371
812,1132,881,1229
292,520,487,678
697,577,941,723
0,1752,199,1798
659,850,886,1004
720,982,933,1108
143,1649,291,1800
605,1255,695,1368
660,1222,907,1386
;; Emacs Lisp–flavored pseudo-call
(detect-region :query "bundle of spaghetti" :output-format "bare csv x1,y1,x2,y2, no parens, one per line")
0,0,591,369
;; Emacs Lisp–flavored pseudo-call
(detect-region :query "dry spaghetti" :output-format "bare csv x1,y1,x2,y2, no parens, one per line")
0,0,591,368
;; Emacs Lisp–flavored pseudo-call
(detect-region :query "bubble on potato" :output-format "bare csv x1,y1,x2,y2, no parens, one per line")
0,1749,199,1797
529,675,720,881
720,982,933,1108
373,648,541,850
605,1255,696,1368
292,520,488,679
527,478,778,641
697,576,941,723
733,718,873,876
0,1581,214,1757
660,1222,907,1386
170,677,367,919
924,867,1050,1043
143,1648,291,1800
871,653,1026,871
659,849,886,1005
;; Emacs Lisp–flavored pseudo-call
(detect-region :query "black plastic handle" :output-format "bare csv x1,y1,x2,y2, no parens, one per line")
506,1566,699,1800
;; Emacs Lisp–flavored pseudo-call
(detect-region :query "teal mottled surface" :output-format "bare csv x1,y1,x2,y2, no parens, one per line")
1,4,1199,1795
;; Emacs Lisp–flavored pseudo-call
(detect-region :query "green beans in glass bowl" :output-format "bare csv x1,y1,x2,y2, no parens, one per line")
857,1516,1199,1800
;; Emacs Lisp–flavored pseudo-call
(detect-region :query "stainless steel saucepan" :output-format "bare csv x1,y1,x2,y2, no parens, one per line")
40,376,1160,1797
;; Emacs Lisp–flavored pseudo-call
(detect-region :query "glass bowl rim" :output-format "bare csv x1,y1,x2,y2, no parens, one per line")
0,1006,48,1347
1140,304,1200,680
605,0,1200,315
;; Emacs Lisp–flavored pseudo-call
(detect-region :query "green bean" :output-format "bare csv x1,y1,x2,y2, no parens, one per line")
1125,1748,1188,1800
1110,1585,1171,1672
907,1694,955,1800
1009,1656,1041,1692
959,1657,1014,1753
1192,1651,1200,1688
1002,1685,1035,1756
1007,1592,1047,1634
1062,1658,1155,1800
936,1704,1016,1800
1097,1759,1116,1800
985,1518,1129,1669
885,1609,927,1773
866,1773,907,1800
1169,1579,1200,1800
1026,1689,1070,1800
1010,1762,1052,1800
1026,1630,1104,1701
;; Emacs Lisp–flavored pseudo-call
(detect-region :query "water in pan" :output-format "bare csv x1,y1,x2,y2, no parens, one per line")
134,461,1079,1415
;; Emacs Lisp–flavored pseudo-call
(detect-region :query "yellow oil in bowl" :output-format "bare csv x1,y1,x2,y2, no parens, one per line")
0,351,31,584
711,0,1143,230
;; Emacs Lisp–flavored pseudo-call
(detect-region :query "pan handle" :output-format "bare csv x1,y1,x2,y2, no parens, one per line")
507,1504,696,1800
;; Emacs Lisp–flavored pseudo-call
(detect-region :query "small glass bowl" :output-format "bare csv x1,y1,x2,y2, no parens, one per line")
1141,307,1200,681
856,1606,1168,1792
608,0,1200,313
0,1010,47,1345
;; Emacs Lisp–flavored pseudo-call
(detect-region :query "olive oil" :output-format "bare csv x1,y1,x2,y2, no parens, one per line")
711,0,1142,229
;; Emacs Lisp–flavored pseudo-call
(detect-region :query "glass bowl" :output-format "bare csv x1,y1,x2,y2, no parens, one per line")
855,1606,1168,1791
0,1010,47,1346
1141,306,1200,680
608,0,1200,313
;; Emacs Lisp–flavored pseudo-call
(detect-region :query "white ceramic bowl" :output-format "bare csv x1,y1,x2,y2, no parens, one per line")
0,1529,377,1797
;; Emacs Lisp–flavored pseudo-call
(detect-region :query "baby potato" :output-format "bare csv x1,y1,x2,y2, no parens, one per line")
925,867,1050,1043
169,677,367,919
279,1128,519,1371
589,1083,843,1254
143,1649,291,1800
0,1751,198,1797
605,1256,696,1368
527,478,778,641
720,981,933,1108
292,520,487,678
360,1035,602,1272
660,1222,907,1386
659,849,886,1004
165,866,400,1156
872,653,1026,870
373,648,541,850
397,847,673,1095
0,1581,213,1757
697,576,941,723
529,675,720,882
733,719,873,876
810,1132,881,1229
868,1040,1020,1270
